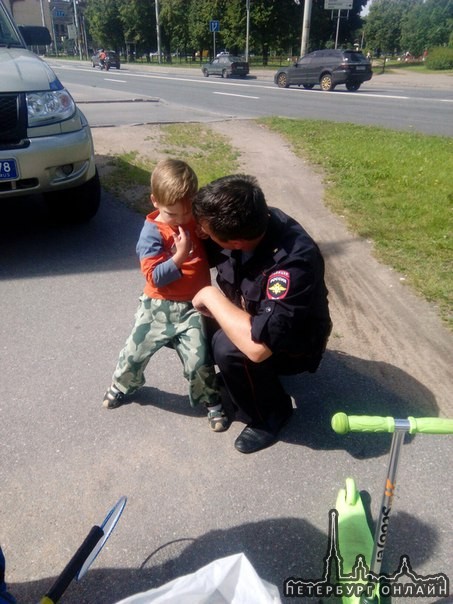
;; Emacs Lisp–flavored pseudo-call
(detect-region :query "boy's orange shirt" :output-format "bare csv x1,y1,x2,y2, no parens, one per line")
137,210,211,301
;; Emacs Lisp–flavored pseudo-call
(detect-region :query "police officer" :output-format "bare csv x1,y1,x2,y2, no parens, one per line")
192,174,332,454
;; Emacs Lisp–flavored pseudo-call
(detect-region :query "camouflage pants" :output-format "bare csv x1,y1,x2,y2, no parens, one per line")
112,295,219,407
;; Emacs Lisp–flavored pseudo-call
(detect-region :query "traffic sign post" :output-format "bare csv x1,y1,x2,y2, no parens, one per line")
324,0,352,8
209,20,220,32
209,20,220,58
324,0,352,49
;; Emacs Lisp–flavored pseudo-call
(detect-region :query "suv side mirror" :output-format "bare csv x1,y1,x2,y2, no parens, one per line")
19,25,52,46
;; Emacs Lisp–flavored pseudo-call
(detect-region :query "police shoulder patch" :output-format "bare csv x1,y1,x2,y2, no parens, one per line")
266,270,290,300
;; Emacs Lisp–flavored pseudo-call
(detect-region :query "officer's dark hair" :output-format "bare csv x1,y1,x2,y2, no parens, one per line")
193,174,269,241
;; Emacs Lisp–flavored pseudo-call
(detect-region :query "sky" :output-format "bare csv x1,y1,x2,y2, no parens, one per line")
361,0,373,16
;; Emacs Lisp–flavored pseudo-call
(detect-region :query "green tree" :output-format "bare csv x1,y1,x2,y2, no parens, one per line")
117,0,156,56
160,0,191,59
85,0,124,50
364,0,418,55
221,0,247,54
187,0,225,59
401,0,453,56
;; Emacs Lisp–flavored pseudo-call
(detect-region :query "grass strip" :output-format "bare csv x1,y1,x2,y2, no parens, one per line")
261,117,452,328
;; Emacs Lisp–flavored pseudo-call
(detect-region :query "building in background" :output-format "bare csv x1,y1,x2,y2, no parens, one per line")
3,0,51,31
3,0,88,56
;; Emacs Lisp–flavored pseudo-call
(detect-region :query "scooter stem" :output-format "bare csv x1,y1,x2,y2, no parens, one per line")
361,419,410,603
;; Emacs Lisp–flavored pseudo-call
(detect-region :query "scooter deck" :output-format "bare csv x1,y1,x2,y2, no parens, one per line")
336,478,378,603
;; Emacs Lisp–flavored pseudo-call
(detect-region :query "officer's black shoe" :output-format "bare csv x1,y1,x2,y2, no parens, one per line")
234,409,293,454
234,425,277,454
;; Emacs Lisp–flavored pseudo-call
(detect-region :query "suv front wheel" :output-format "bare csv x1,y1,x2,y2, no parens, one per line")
320,73,335,91
44,170,101,224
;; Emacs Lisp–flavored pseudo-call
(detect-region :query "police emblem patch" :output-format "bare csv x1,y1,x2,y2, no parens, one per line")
267,270,290,299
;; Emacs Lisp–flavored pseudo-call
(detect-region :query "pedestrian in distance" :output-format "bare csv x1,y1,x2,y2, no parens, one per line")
103,159,228,433
192,174,332,453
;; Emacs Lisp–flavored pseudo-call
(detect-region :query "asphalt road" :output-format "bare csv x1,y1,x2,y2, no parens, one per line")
48,59,453,136
1,64,452,604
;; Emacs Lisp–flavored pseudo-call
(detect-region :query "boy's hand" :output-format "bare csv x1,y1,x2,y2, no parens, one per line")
172,226,192,268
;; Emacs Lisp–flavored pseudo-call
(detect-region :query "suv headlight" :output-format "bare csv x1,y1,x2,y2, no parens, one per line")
26,89,76,127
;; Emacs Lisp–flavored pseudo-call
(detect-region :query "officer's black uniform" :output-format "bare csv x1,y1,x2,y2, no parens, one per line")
210,207,332,432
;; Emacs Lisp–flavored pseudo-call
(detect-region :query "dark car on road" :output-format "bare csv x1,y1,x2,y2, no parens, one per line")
274,49,372,91
91,49,121,70
202,55,249,78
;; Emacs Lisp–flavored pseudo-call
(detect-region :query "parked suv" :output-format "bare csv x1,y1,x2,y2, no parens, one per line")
274,49,372,91
0,0,100,222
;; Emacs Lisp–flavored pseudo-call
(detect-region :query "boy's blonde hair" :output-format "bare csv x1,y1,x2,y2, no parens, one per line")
151,159,198,207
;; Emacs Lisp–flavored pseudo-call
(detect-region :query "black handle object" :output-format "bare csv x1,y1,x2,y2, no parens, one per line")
43,525,104,603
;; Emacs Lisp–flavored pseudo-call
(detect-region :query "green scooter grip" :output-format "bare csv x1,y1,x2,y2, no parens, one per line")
407,416,453,434
332,413,395,434
332,413,453,435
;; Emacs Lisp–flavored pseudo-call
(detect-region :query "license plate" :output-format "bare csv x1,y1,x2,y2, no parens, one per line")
356,66,366,71
0,159,18,180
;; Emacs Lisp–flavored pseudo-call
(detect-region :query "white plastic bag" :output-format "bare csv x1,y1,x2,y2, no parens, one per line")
115,553,282,604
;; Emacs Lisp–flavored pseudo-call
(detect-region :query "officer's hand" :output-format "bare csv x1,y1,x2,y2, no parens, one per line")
193,287,215,318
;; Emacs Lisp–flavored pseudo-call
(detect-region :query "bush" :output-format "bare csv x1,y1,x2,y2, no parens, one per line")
425,46,453,70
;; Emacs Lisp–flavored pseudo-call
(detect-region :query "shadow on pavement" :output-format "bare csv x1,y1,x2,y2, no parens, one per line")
121,348,438,461
280,349,438,458
0,191,143,280
9,512,441,604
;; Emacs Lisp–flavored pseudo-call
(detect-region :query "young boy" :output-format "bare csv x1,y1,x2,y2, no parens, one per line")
103,159,228,432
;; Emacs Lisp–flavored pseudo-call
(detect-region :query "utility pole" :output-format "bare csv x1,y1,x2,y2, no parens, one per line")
155,0,162,64
49,5,58,56
335,10,341,48
300,0,312,58
72,0,82,60
245,0,250,62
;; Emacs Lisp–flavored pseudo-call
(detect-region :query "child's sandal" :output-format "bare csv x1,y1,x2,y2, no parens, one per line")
207,408,229,432
102,385,126,409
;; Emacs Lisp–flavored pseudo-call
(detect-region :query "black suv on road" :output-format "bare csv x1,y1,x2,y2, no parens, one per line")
274,49,372,91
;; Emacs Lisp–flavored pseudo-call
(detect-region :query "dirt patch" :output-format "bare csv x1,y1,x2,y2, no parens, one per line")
93,125,169,213
91,120,453,417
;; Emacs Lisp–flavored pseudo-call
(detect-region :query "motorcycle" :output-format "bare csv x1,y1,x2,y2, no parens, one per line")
99,56,110,71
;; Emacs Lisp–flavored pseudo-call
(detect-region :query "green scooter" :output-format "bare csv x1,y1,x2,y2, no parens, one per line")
331,413,453,604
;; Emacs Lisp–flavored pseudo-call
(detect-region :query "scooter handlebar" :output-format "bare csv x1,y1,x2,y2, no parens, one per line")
332,412,453,435
407,416,453,434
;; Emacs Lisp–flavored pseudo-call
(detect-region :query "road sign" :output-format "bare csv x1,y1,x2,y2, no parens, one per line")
324,0,353,9
54,10,65,17
209,20,220,33
67,24,76,40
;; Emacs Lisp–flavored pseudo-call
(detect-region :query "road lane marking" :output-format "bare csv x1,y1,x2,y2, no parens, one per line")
104,78,127,83
213,92,259,99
